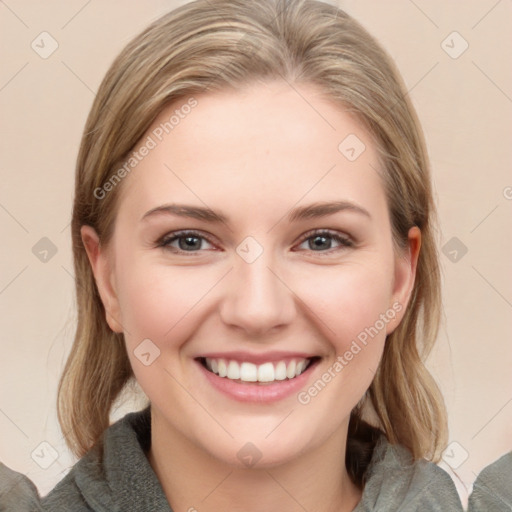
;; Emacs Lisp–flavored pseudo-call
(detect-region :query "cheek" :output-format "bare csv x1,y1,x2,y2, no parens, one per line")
292,263,394,417
115,250,395,354
115,256,222,348
292,260,395,348
115,258,220,400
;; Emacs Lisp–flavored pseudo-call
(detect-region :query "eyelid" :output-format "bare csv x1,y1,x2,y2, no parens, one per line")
156,229,218,252
295,228,353,245
293,228,354,252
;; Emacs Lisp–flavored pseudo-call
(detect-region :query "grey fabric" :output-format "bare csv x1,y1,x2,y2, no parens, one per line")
467,451,512,512
42,407,172,512
0,464,45,512
1,408,171,512
0,406,473,511
352,437,463,511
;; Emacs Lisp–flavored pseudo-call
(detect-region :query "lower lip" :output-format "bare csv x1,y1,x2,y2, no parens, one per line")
196,360,318,403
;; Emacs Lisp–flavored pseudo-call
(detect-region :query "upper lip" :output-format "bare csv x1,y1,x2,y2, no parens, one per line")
195,351,318,365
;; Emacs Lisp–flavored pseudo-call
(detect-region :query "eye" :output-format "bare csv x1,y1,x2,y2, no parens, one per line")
295,229,353,253
157,230,216,253
156,228,353,255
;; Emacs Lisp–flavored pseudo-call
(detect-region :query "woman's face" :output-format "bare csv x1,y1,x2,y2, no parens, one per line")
83,80,419,468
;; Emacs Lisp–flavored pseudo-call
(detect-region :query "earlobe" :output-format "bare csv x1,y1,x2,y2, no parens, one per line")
80,225,123,333
386,226,421,335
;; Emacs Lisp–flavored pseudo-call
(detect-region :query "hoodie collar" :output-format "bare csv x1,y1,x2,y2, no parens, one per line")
62,406,462,512
73,406,172,511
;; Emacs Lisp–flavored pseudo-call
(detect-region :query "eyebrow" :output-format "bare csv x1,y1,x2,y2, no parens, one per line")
141,200,371,224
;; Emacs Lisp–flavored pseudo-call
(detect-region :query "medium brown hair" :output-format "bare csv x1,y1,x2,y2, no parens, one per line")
59,0,447,483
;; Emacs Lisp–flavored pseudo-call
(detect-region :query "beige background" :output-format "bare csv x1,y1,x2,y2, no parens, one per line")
1,0,511,506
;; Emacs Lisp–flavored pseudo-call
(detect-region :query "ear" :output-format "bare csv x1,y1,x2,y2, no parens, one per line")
81,225,123,333
386,226,421,335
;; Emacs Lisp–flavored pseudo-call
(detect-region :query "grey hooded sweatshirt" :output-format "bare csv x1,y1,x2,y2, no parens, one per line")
0,406,505,511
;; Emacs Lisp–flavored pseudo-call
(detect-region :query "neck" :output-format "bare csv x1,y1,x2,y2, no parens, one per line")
148,412,362,512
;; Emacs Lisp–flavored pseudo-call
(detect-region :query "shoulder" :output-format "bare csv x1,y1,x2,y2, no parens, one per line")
0,462,45,511
41,405,171,512
1,406,171,512
467,450,512,512
354,435,464,512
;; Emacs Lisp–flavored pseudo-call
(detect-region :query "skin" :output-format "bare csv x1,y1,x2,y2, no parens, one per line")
82,80,420,512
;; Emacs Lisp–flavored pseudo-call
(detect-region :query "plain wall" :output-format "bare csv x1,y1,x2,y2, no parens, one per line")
1,0,511,505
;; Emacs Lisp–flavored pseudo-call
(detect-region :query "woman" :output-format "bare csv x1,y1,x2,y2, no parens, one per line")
2,0,504,510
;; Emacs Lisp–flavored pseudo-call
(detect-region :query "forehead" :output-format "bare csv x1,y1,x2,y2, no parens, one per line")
117,80,387,221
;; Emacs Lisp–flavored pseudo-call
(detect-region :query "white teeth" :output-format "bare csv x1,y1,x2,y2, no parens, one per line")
218,359,227,377
227,360,240,379
275,361,287,381
258,362,275,382
286,360,296,379
240,362,258,382
203,357,312,383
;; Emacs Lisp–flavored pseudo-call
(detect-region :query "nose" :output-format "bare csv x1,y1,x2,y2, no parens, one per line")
219,248,296,337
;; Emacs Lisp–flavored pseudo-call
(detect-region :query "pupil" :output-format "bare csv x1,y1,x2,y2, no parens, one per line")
310,235,330,250
180,236,201,250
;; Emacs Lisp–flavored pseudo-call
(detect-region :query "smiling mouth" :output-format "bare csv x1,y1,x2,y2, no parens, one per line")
197,356,321,384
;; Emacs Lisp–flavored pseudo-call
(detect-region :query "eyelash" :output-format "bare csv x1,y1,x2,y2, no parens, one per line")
156,229,354,256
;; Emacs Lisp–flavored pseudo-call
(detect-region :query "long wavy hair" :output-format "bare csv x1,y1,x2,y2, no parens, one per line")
59,0,447,485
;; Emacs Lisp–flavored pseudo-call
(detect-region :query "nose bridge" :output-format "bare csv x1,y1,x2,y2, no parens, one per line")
219,242,295,334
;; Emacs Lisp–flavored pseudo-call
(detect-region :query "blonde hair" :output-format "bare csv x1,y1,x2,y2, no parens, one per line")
60,0,447,480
